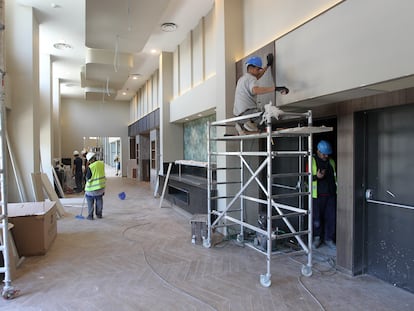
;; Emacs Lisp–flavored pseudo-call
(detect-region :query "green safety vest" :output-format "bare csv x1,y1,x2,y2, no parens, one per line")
311,157,337,198
85,161,106,192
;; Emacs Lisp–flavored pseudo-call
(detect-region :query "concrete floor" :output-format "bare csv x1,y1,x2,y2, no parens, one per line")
1,173,413,310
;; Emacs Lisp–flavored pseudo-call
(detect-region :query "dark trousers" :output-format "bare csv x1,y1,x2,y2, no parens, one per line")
313,195,336,242
75,173,83,192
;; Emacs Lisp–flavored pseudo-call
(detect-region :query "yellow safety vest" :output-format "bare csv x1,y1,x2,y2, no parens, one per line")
85,161,106,192
311,157,336,198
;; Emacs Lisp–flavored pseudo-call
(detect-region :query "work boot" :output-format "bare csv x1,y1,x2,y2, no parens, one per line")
243,120,258,132
312,236,322,249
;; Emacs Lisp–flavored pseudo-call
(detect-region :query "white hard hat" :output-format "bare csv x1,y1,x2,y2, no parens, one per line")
73,150,79,156
86,152,96,161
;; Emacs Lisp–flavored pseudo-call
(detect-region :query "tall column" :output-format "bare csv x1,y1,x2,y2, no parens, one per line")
40,53,53,181
214,0,245,214
159,52,183,170
5,1,40,201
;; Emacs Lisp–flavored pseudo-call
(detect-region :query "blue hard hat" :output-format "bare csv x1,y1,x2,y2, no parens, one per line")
245,56,262,69
317,140,332,155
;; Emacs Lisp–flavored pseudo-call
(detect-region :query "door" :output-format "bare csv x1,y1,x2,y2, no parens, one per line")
361,104,414,293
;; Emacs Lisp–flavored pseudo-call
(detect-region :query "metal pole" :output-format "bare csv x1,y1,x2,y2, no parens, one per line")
0,75,18,298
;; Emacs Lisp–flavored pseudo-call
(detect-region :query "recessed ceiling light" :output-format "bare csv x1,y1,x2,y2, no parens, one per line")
161,22,177,32
129,73,141,80
53,42,72,50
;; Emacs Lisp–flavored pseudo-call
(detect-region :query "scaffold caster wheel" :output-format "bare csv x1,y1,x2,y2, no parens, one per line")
202,238,211,248
2,288,20,300
236,234,243,243
260,274,272,288
301,264,313,277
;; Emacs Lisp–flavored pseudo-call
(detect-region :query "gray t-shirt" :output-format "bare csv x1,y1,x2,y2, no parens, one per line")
233,73,258,116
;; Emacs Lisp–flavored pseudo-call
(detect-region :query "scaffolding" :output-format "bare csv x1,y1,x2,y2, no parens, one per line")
205,108,332,287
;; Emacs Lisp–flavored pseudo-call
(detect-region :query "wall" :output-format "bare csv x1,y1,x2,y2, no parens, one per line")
242,0,343,56
60,98,129,172
5,2,40,202
131,70,159,121
170,8,217,122
275,0,414,106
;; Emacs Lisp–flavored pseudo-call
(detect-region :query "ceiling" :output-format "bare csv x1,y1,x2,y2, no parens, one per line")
17,0,214,102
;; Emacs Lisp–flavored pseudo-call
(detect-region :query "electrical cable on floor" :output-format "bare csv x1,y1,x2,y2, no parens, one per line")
297,275,327,311
122,224,218,311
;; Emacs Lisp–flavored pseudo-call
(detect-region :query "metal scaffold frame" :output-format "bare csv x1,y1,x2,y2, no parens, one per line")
204,107,332,287
0,74,18,299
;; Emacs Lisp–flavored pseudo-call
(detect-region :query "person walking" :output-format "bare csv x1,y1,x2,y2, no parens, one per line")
84,152,106,220
114,154,120,176
311,140,337,250
233,53,289,134
72,150,83,193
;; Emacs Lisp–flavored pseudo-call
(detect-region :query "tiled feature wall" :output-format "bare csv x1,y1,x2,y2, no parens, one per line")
183,114,216,162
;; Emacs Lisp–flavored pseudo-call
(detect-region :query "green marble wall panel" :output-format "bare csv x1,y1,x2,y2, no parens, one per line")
183,114,216,161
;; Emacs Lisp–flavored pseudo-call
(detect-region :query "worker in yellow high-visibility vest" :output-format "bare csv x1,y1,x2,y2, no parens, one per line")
85,152,106,220
311,140,337,250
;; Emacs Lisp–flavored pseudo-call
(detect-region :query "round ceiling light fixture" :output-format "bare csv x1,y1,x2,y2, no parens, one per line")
161,22,177,32
129,73,141,80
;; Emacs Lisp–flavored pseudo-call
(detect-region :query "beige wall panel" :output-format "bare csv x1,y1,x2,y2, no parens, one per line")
192,20,204,85
204,7,216,79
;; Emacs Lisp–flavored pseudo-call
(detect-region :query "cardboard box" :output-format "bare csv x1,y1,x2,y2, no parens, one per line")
8,201,57,256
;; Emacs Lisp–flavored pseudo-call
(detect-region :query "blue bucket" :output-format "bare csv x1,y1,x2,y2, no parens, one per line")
118,192,126,200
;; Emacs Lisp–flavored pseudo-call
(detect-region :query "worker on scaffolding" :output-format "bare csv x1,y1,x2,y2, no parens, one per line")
233,54,289,135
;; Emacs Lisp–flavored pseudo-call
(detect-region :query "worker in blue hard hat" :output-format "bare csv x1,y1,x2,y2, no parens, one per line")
233,54,289,135
311,140,337,250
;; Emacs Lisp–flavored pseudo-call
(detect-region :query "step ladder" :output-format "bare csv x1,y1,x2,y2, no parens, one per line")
0,71,19,299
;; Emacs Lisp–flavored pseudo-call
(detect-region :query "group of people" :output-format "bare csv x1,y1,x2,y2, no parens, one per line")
233,54,337,250
72,150,106,221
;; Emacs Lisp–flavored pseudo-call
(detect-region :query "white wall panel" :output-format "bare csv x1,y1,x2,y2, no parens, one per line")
193,19,204,86
179,33,192,94
275,0,414,105
170,76,216,122
204,8,216,78
173,48,179,97
242,0,342,55
152,71,158,110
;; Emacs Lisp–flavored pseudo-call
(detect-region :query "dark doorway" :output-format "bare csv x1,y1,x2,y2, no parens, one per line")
356,104,414,293
268,116,337,241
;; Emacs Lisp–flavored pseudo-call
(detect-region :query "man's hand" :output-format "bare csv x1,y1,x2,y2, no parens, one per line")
275,86,289,95
317,169,326,179
266,53,274,67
